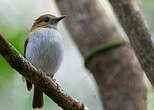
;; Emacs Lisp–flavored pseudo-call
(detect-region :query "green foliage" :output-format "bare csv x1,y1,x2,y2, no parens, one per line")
0,19,28,83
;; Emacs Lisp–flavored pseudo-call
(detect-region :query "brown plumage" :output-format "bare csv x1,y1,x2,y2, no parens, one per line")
31,14,57,32
33,14,56,26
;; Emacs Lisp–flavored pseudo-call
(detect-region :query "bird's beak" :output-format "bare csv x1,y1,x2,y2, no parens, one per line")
54,15,66,23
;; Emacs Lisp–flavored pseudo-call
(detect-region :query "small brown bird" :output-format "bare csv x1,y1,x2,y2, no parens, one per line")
24,14,65,108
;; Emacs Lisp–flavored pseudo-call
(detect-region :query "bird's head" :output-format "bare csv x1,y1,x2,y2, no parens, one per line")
31,14,66,31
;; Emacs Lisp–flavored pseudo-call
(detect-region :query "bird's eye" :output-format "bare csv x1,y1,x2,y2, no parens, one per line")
44,17,50,22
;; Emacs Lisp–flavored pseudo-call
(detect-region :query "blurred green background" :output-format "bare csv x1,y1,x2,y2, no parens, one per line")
0,0,153,110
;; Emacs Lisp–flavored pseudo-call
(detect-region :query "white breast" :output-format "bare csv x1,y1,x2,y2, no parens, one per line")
25,28,64,76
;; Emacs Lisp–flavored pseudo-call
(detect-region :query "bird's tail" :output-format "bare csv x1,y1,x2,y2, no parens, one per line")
32,86,44,109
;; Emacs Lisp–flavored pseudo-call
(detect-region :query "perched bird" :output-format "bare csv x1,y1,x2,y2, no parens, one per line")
24,14,65,108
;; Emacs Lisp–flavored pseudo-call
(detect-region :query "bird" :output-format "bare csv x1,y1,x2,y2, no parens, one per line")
23,14,65,109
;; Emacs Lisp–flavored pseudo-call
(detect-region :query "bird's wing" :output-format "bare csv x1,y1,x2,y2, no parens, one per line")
24,37,29,57
23,36,32,91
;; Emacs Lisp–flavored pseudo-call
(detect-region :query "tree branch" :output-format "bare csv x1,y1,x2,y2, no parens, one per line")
108,0,154,87
0,33,89,110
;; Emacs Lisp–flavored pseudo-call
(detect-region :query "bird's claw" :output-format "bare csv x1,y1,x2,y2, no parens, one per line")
38,69,46,77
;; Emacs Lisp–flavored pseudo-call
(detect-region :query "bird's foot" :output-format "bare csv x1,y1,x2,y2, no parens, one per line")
38,69,46,77
47,74,57,82
46,74,59,90
47,74,54,78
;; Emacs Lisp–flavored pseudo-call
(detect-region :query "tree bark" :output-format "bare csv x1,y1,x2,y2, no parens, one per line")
55,0,146,110
109,0,154,87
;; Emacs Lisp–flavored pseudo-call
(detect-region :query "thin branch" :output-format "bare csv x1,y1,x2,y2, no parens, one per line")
109,0,154,87
0,33,89,110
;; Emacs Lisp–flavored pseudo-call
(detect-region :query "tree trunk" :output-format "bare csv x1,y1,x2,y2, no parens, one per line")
55,0,146,110
109,0,154,87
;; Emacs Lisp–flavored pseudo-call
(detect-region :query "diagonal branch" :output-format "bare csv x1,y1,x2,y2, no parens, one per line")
109,0,154,87
0,33,89,110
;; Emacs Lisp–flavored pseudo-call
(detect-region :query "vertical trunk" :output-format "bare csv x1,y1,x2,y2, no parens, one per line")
55,0,146,110
109,0,154,87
